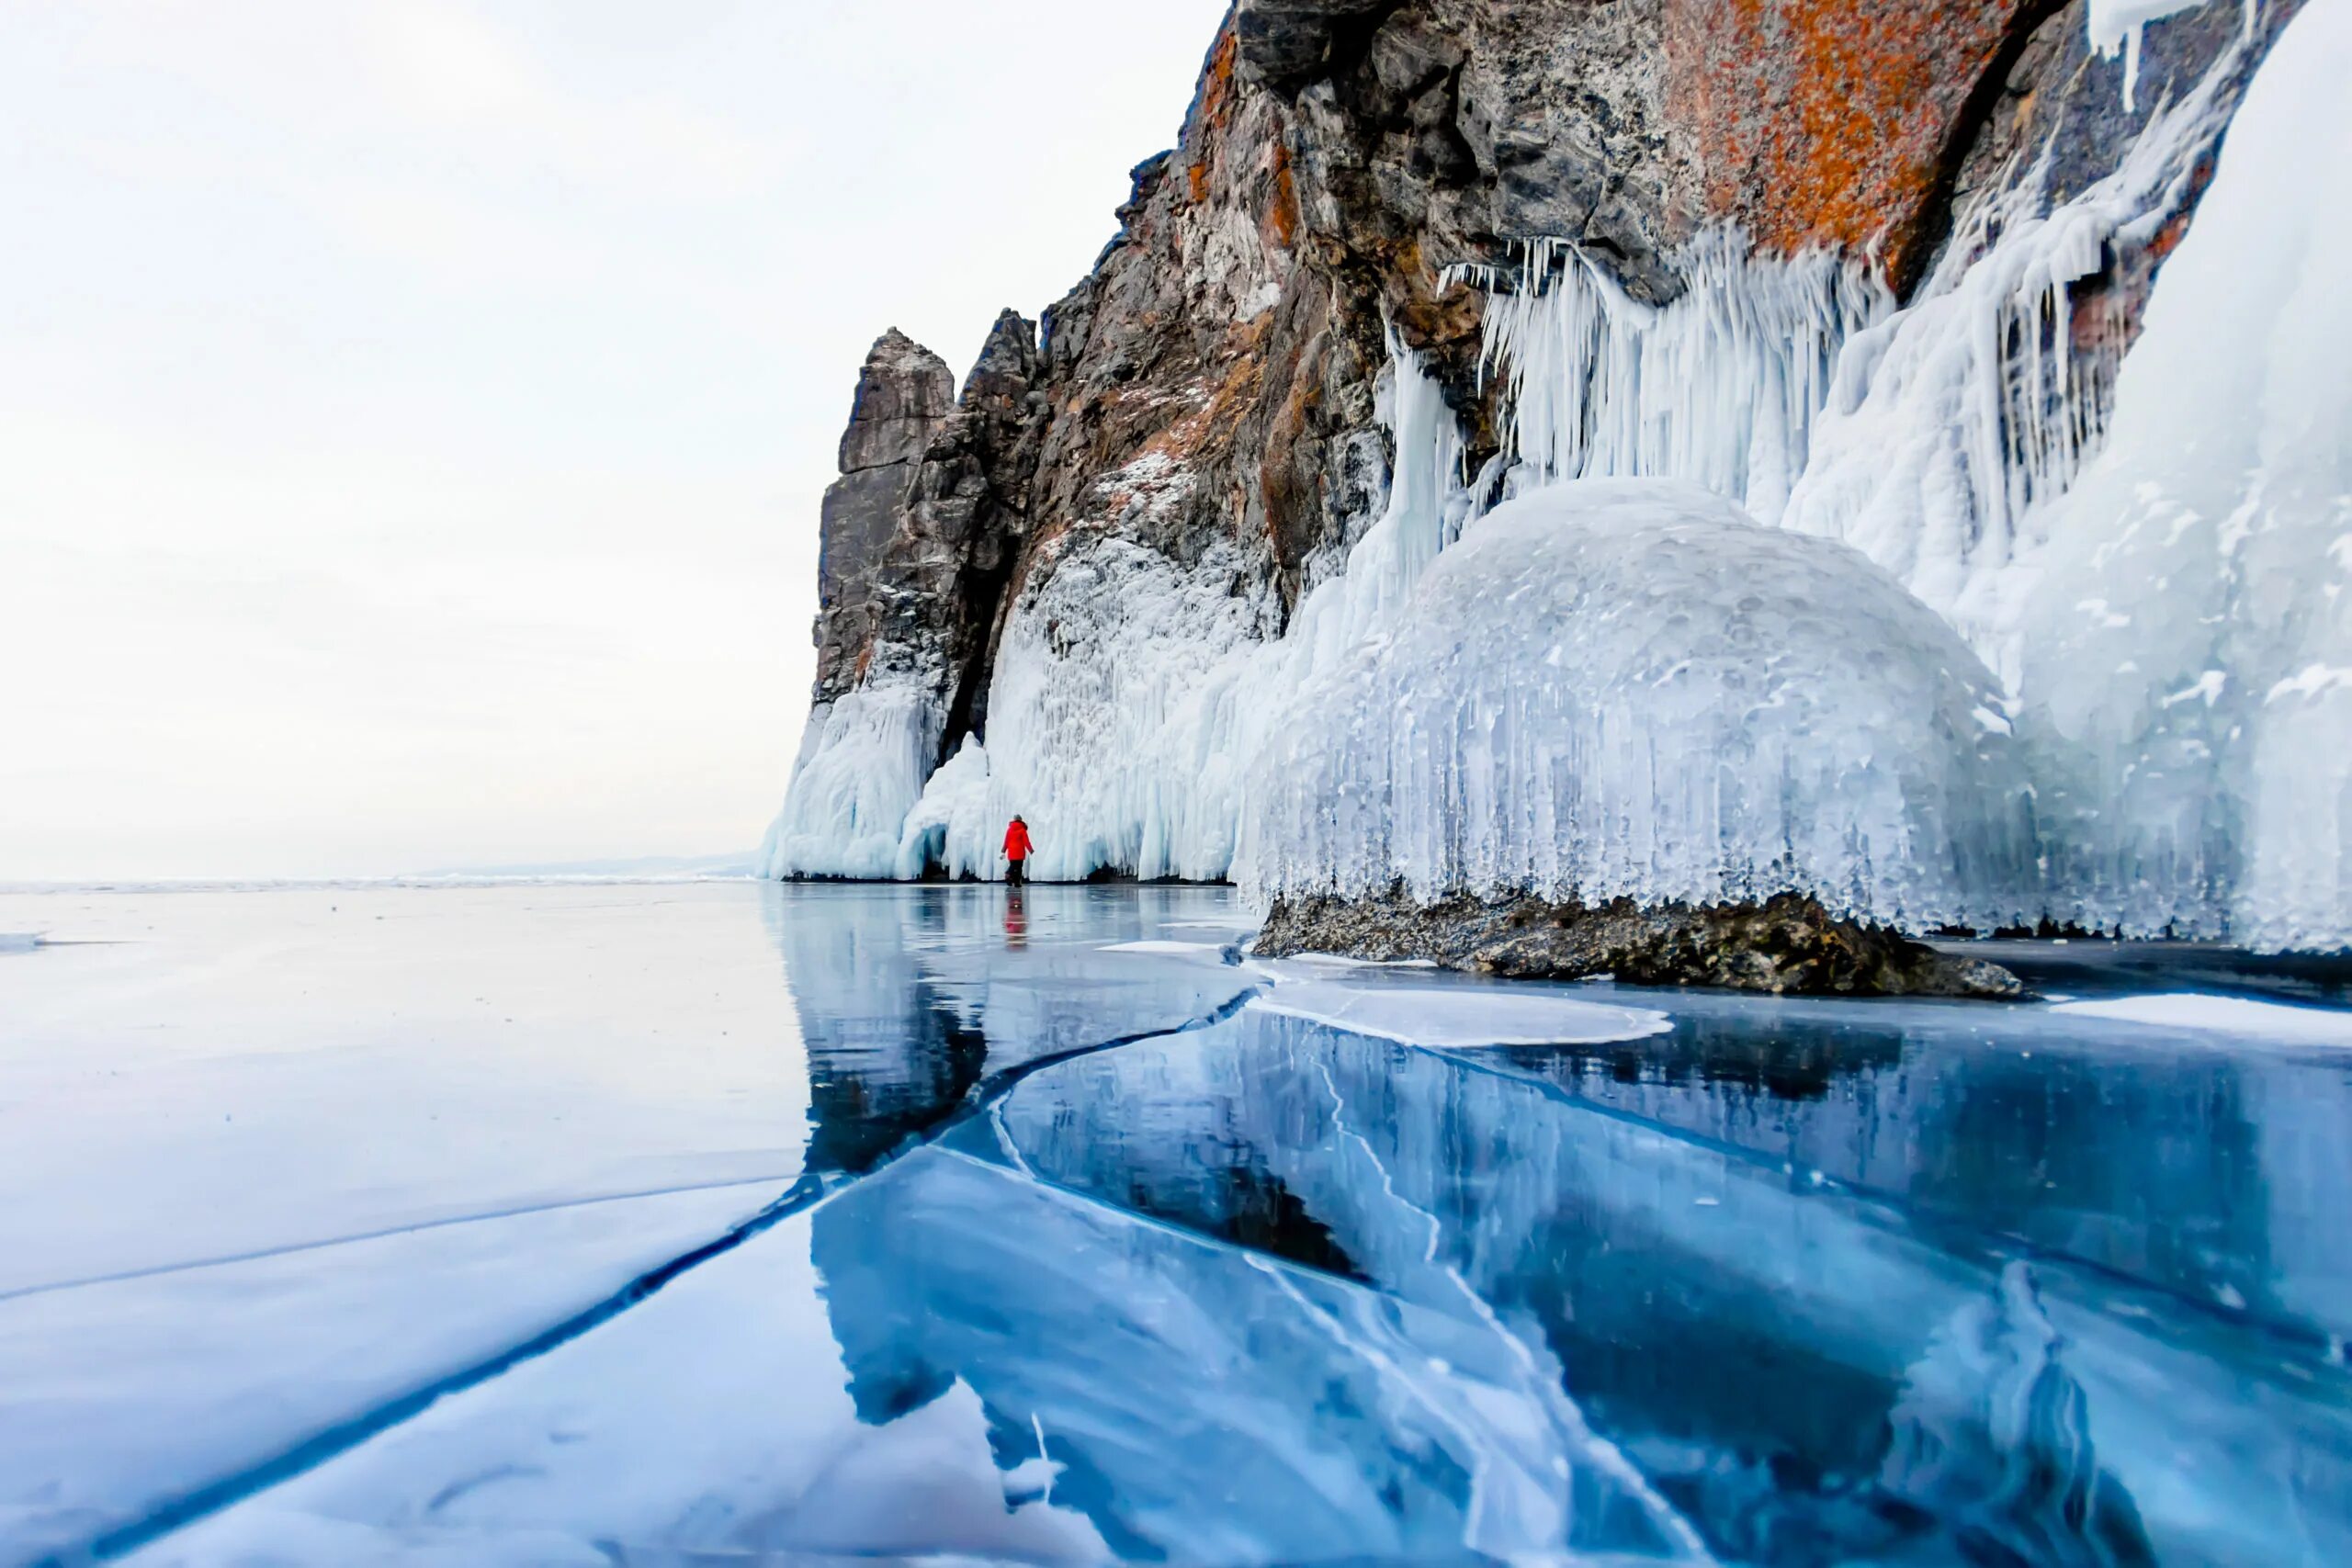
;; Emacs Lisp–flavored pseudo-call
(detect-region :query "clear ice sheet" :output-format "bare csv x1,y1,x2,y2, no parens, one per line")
135,1143,1702,1566
7,886,2342,1567
992,991,2352,1565
0,883,1252,1561
0,886,817,1559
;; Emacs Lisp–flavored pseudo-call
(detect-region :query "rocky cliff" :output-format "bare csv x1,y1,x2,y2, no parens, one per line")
764,0,2346,964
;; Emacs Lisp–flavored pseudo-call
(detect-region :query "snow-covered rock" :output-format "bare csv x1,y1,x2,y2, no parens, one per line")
2018,0,2352,949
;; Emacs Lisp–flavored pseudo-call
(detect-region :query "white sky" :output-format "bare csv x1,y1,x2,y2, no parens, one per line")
0,0,1228,882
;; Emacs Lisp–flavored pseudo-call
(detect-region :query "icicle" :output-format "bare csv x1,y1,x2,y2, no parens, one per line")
2019,0,2352,949
1781,54,2241,679
1475,231,1884,528
2087,0,2222,113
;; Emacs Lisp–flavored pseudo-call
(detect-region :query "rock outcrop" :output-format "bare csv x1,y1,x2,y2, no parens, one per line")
1257,888,2029,998
809,313,1046,763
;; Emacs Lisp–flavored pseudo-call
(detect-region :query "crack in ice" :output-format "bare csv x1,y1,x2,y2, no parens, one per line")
1308,1052,1715,1564
53,985,1267,1567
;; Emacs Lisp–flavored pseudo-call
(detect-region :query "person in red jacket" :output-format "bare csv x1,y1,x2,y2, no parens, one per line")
1003,816,1035,886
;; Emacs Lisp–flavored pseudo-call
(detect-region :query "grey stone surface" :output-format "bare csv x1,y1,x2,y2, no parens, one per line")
808,318,1046,759
1258,888,2029,999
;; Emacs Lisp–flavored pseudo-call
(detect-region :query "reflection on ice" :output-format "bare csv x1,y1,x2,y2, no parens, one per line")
1485,988,2352,1349
762,884,1257,1175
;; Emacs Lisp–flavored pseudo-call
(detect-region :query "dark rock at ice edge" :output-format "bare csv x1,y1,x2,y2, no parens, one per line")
1258,888,2027,999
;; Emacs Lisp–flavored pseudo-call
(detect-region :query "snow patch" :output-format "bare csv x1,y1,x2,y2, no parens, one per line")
1099,940,1234,957
2052,994,2352,1047
1251,981,1671,1049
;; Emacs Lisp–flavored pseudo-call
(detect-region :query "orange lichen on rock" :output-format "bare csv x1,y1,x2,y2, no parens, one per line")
1146,315,1276,468
1194,25,1242,140
1264,141,1300,250
1664,0,2037,288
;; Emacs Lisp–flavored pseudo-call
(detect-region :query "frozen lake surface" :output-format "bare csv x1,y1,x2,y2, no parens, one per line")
2,883,2347,1565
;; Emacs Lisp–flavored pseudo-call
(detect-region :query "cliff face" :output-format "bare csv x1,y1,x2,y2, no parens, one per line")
811,314,1042,754
771,0,2335,951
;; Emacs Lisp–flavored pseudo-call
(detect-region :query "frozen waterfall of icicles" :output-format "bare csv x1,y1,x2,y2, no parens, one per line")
1780,39,2245,685
1238,479,2040,929
1464,232,1884,529
893,247,1918,898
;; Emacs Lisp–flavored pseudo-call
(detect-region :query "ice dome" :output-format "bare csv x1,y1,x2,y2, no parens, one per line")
1241,479,2039,931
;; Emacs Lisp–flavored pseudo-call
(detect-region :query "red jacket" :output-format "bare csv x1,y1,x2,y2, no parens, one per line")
1003,821,1034,862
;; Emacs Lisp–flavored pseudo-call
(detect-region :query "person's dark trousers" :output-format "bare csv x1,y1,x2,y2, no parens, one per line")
1008,862,1026,887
